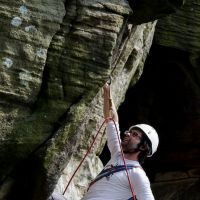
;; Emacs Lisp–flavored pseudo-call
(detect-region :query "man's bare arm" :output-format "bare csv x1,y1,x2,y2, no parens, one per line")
103,84,119,122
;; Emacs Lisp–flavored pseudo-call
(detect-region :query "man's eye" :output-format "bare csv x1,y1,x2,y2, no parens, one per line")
130,130,136,134
130,131,141,138
132,132,137,136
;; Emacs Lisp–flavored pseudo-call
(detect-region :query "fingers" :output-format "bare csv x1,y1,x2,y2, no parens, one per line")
103,83,109,90
102,76,112,98
103,83,110,95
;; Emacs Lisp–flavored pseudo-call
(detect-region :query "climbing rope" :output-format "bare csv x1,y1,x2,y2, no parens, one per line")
112,119,136,200
62,117,136,200
62,118,107,195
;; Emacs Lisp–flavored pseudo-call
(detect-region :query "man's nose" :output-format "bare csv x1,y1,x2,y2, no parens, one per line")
124,131,130,136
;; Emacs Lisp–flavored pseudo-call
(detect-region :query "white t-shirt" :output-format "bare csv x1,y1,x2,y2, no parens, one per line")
82,121,155,200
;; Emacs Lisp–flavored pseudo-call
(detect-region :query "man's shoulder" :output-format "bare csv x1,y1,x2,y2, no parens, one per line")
131,167,150,184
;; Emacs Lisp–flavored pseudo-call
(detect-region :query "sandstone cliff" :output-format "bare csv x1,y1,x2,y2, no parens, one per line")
3,0,199,200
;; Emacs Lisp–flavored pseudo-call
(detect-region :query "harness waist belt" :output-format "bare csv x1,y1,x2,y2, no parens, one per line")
89,164,141,200
92,165,135,184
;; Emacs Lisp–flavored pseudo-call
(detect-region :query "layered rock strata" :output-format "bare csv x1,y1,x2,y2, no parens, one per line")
0,0,157,199
0,0,186,199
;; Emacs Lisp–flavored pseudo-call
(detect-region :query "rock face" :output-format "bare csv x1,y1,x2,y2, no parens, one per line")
155,0,200,53
0,0,157,199
0,0,188,200
128,0,185,24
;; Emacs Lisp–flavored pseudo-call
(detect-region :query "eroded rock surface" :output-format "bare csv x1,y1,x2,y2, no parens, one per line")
0,0,157,199
0,0,191,200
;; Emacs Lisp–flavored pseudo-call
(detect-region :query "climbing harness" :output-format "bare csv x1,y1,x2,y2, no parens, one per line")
88,164,142,188
90,165,135,185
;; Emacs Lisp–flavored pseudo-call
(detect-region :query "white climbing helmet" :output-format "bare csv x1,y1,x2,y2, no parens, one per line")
129,124,159,157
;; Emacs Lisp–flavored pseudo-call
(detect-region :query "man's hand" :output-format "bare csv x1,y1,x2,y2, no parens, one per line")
103,83,110,99
102,83,118,122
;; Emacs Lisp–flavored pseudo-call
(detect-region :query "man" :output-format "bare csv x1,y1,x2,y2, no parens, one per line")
82,83,159,200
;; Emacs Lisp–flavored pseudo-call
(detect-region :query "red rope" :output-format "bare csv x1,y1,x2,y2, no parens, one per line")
111,119,136,200
62,118,107,195
63,118,136,200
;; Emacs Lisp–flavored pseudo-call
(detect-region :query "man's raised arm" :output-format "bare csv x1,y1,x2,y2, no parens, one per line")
103,83,118,122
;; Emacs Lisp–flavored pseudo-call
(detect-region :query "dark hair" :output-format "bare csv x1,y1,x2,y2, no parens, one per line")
130,127,151,163
138,140,151,164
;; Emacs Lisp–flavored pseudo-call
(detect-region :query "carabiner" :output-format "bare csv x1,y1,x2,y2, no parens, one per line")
107,76,112,85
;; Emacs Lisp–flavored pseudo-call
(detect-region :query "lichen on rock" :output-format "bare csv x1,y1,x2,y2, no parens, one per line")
0,0,189,199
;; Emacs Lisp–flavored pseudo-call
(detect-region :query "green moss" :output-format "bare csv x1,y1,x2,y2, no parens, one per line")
43,101,88,168
2,98,68,163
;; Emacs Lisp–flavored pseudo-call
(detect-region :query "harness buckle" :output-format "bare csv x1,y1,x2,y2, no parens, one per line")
106,164,114,181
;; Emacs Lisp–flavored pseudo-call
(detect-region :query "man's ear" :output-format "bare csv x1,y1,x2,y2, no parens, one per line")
139,143,148,151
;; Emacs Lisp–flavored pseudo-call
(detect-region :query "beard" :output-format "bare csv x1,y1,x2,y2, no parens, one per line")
121,140,139,153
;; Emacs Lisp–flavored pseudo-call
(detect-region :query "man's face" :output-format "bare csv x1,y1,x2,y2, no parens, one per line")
121,128,143,153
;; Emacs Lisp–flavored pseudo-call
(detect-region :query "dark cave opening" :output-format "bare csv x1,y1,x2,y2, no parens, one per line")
99,40,196,181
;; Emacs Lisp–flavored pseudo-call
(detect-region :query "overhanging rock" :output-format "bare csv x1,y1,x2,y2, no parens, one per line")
0,0,157,199
128,0,185,24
